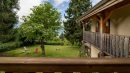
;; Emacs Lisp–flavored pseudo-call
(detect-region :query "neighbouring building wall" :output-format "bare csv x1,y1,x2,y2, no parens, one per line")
91,46,100,58
91,20,97,32
110,4,130,36
110,21,117,34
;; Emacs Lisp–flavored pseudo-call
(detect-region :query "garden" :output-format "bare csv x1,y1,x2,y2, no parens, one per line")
0,0,91,58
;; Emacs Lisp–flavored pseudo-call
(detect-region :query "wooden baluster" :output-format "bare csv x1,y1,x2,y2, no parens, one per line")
119,36,124,57
94,33,96,46
95,33,97,46
90,32,92,44
98,34,101,48
101,34,104,51
110,35,112,55
124,37,129,58
95,33,96,46
104,34,106,52
95,32,96,46
112,35,116,57
91,33,93,44
98,33,100,48
105,34,107,53
97,33,99,48
111,35,114,56
105,34,108,52
105,34,107,52
114,36,116,57
116,36,120,57
99,33,101,48
107,34,110,54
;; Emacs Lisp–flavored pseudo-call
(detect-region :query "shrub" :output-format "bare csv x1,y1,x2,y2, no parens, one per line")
45,41,64,45
63,38,72,46
0,42,22,52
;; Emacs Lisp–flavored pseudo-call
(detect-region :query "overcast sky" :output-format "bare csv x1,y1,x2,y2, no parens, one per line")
17,0,101,22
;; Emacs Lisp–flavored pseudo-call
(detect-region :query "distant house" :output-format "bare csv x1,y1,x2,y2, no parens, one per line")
77,0,130,58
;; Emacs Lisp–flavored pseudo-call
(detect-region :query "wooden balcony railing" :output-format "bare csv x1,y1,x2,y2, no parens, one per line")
83,31,130,58
0,57,130,73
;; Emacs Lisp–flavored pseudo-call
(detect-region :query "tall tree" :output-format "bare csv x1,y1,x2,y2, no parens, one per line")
64,0,92,45
19,2,61,56
0,0,19,42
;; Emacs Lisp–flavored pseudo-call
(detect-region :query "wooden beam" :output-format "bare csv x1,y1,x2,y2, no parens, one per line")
103,11,113,24
92,15,100,21
99,16,104,33
0,57,130,72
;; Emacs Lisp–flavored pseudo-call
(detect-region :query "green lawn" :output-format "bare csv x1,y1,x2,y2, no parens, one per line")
2,45,80,58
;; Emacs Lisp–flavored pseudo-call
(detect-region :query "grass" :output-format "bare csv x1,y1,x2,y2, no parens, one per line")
2,45,80,58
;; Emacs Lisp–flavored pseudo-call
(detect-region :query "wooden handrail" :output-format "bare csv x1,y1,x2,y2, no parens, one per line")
0,57,130,73
83,31,130,58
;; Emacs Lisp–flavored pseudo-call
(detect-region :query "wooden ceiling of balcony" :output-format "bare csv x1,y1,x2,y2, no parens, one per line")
77,0,130,23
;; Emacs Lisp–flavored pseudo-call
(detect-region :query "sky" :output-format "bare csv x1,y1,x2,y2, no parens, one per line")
17,0,101,22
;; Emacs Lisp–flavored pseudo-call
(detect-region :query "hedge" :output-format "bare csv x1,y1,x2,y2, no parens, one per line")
0,42,22,52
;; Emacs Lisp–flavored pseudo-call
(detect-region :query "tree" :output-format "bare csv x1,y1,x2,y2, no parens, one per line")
64,0,92,45
59,32,64,41
0,0,19,43
19,2,61,56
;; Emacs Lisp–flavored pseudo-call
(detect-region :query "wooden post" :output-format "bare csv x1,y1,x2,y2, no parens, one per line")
99,16,104,55
98,11,112,57
83,22,85,32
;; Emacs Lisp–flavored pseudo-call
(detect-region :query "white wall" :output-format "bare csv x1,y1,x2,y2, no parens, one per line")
91,46,100,58
91,20,97,32
110,4,130,36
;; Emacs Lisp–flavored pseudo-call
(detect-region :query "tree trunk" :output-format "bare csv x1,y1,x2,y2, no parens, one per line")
41,38,45,56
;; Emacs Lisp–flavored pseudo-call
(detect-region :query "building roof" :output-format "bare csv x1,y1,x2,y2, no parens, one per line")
76,0,125,22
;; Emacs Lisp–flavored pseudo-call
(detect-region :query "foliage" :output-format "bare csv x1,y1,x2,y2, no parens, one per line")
0,0,19,42
45,41,64,45
18,2,61,44
46,37,64,45
59,32,64,41
63,38,72,46
64,0,92,45
79,45,90,57
0,42,22,52
18,23,44,43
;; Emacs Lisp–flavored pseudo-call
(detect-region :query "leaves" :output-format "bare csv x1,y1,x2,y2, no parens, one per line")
64,0,92,45
18,2,61,42
0,0,19,42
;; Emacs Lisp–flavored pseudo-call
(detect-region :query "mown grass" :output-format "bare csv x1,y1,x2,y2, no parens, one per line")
2,45,80,58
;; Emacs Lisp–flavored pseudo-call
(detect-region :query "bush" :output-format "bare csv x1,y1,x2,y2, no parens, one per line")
45,41,64,45
63,38,72,46
0,42,22,52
